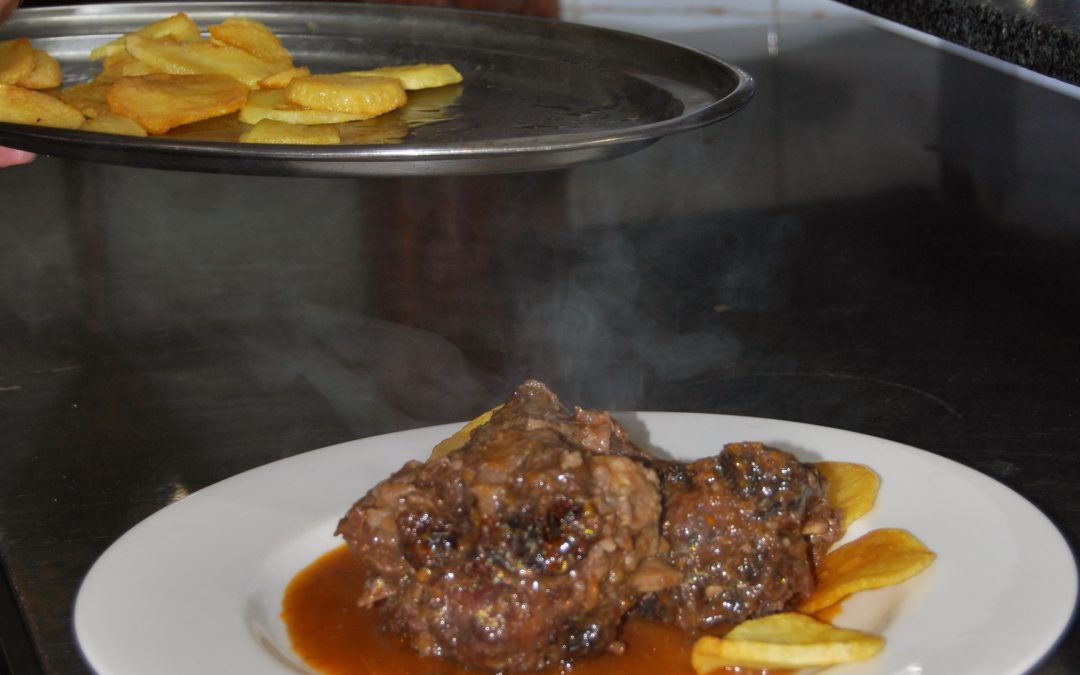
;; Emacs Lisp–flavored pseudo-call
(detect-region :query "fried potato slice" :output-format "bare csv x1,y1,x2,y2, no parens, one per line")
125,34,281,89
59,81,112,117
0,38,34,85
691,613,884,671
258,65,310,90
816,461,881,531
80,112,147,137
798,528,936,614
94,51,160,84
106,73,248,134
89,12,201,61
17,49,62,90
208,18,292,68
346,63,463,90
429,406,501,461
240,88,374,125
284,73,406,117
0,83,85,128
239,118,340,144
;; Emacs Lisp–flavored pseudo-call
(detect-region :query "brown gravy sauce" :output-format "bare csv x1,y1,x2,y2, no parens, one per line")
282,546,791,675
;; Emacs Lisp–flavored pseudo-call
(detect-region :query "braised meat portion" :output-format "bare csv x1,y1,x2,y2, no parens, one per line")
335,381,664,672
639,442,841,632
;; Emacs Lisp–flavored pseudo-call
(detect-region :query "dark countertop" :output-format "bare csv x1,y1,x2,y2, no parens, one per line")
2,7,1080,675
835,0,1080,86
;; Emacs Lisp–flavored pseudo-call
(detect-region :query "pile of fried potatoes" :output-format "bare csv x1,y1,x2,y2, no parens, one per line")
432,413,936,673
0,12,462,144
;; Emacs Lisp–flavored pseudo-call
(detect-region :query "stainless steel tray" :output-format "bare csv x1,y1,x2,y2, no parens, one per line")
0,2,754,176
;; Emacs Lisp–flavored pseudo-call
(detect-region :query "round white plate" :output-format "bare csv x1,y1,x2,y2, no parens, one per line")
74,413,1078,674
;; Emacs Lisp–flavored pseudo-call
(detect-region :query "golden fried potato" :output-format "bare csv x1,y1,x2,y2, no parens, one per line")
240,88,375,125
239,118,339,144
816,461,881,531
346,63,462,90
284,73,406,117
94,51,160,84
429,406,501,461
80,112,148,137
798,528,936,614
258,65,310,90
58,81,112,117
0,83,85,128
125,35,281,89
2,14,463,147
90,12,201,61
208,18,292,68
17,49,62,90
691,613,884,671
0,38,34,86
106,73,248,134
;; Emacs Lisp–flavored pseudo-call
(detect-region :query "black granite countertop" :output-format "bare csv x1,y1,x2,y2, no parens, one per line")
836,0,1080,86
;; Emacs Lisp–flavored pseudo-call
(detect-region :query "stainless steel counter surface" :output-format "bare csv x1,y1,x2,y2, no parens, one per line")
1,9,1079,675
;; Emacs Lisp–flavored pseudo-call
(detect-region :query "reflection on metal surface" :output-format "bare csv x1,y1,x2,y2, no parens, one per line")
769,0,782,56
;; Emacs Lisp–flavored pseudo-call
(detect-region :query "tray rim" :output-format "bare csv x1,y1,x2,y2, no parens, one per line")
0,1,755,175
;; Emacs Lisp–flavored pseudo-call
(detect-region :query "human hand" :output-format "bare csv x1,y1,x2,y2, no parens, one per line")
0,0,18,24
1,0,36,167
0,147,34,167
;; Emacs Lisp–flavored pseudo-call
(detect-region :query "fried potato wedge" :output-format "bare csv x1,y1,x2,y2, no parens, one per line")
107,73,248,134
798,528,936,614
258,65,310,90
125,34,281,89
240,88,374,125
816,461,880,531
0,38,34,86
346,63,463,90
239,118,340,144
89,12,201,61
17,49,62,90
429,406,501,461
94,51,160,84
2,14,462,146
208,18,292,68
0,83,85,128
59,81,112,117
80,112,148,137
284,73,406,116
691,613,884,671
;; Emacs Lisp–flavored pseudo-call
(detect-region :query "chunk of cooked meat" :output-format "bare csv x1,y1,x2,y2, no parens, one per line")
335,380,664,672
638,441,841,632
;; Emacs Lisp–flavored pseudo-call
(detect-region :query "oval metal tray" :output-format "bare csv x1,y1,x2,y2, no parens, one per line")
0,2,754,176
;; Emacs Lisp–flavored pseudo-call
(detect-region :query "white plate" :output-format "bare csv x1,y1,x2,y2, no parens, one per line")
74,413,1078,674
